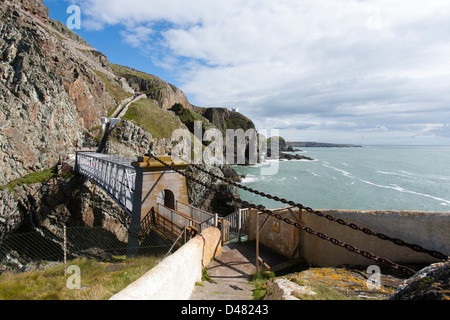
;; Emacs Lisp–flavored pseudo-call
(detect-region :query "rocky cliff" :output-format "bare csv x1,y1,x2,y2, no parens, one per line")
0,0,134,186
0,0,244,253
112,64,191,111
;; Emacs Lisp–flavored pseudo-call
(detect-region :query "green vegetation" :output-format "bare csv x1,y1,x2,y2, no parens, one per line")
95,70,133,114
170,103,213,132
266,136,285,148
112,64,160,82
0,256,160,300
112,64,166,97
251,270,276,300
225,112,255,131
201,268,216,283
122,98,181,140
0,169,56,193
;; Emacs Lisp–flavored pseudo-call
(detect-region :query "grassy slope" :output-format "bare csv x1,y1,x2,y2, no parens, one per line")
121,98,182,140
0,257,160,300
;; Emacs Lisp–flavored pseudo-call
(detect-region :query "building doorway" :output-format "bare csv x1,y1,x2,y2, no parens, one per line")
157,189,175,210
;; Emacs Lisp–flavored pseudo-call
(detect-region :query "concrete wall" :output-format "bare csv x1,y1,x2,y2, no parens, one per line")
248,209,450,267
110,227,222,300
247,208,301,259
133,157,189,223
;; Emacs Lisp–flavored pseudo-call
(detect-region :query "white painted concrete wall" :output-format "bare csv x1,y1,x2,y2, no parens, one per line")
110,227,221,300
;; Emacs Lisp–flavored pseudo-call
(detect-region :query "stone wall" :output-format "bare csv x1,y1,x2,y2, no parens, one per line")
247,208,450,267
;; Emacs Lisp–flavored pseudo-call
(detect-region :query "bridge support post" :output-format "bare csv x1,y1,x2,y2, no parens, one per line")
127,164,144,258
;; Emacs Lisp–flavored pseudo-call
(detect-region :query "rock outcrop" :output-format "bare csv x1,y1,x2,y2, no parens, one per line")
186,163,242,216
0,0,131,186
389,261,450,300
191,106,256,137
112,64,191,111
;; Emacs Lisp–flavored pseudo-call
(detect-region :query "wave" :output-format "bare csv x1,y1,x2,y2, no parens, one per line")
358,179,450,206
321,163,450,205
377,170,450,183
398,170,450,181
241,175,260,183
322,162,354,178
376,171,412,178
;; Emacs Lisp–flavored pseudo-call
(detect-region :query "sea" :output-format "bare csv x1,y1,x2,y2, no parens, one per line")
232,145,450,212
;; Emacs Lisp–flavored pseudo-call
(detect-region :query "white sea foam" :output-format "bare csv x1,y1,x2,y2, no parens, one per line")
398,170,450,181
358,178,450,206
322,162,354,178
241,175,260,183
376,171,416,182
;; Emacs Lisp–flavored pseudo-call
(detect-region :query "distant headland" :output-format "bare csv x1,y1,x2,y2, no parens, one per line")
286,142,363,148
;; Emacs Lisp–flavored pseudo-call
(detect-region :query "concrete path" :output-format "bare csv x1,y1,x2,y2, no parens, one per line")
190,241,286,300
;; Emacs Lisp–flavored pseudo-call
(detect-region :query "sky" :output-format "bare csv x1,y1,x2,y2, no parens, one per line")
42,0,450,145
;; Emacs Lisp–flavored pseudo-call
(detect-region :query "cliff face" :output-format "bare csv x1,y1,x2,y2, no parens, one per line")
191,106,256,136
112,64,191,111
0,0,134,186
0,0,244,253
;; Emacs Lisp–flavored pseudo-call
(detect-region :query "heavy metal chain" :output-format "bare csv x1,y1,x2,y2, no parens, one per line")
149,153,418,277
172,154,449,262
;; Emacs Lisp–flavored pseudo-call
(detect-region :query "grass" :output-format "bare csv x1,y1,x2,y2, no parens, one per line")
0,169,56,193
95,70,134,114
0,256,160,300
251,270,276,300
225,112,255,131
122,98,182,140
111,64,166,96
112,64,160,82
170,104,213,132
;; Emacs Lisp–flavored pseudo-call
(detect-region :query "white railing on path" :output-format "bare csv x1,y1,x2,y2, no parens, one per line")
221,208,249,243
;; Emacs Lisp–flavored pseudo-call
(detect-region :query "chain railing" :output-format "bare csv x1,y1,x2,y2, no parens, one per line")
170,154,450,262
149,153,447,277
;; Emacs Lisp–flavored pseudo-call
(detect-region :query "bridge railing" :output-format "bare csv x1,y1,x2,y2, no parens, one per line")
75,152,136,215
157,203,215,234
175,201,215,224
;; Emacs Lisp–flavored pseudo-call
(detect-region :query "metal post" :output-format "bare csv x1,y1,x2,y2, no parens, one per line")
256,211,260,273
238,209,242,243
63,224,67,276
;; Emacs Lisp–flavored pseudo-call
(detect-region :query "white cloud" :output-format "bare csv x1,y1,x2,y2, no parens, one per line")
121,25,154,47
77,0,450,144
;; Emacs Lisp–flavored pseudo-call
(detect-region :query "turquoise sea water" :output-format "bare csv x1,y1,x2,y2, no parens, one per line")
232,145,450,212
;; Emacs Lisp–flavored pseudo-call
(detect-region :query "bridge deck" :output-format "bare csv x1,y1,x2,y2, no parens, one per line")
75,152,136,215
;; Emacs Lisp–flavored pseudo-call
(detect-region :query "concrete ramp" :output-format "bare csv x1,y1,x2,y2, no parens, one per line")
190,242,285,300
